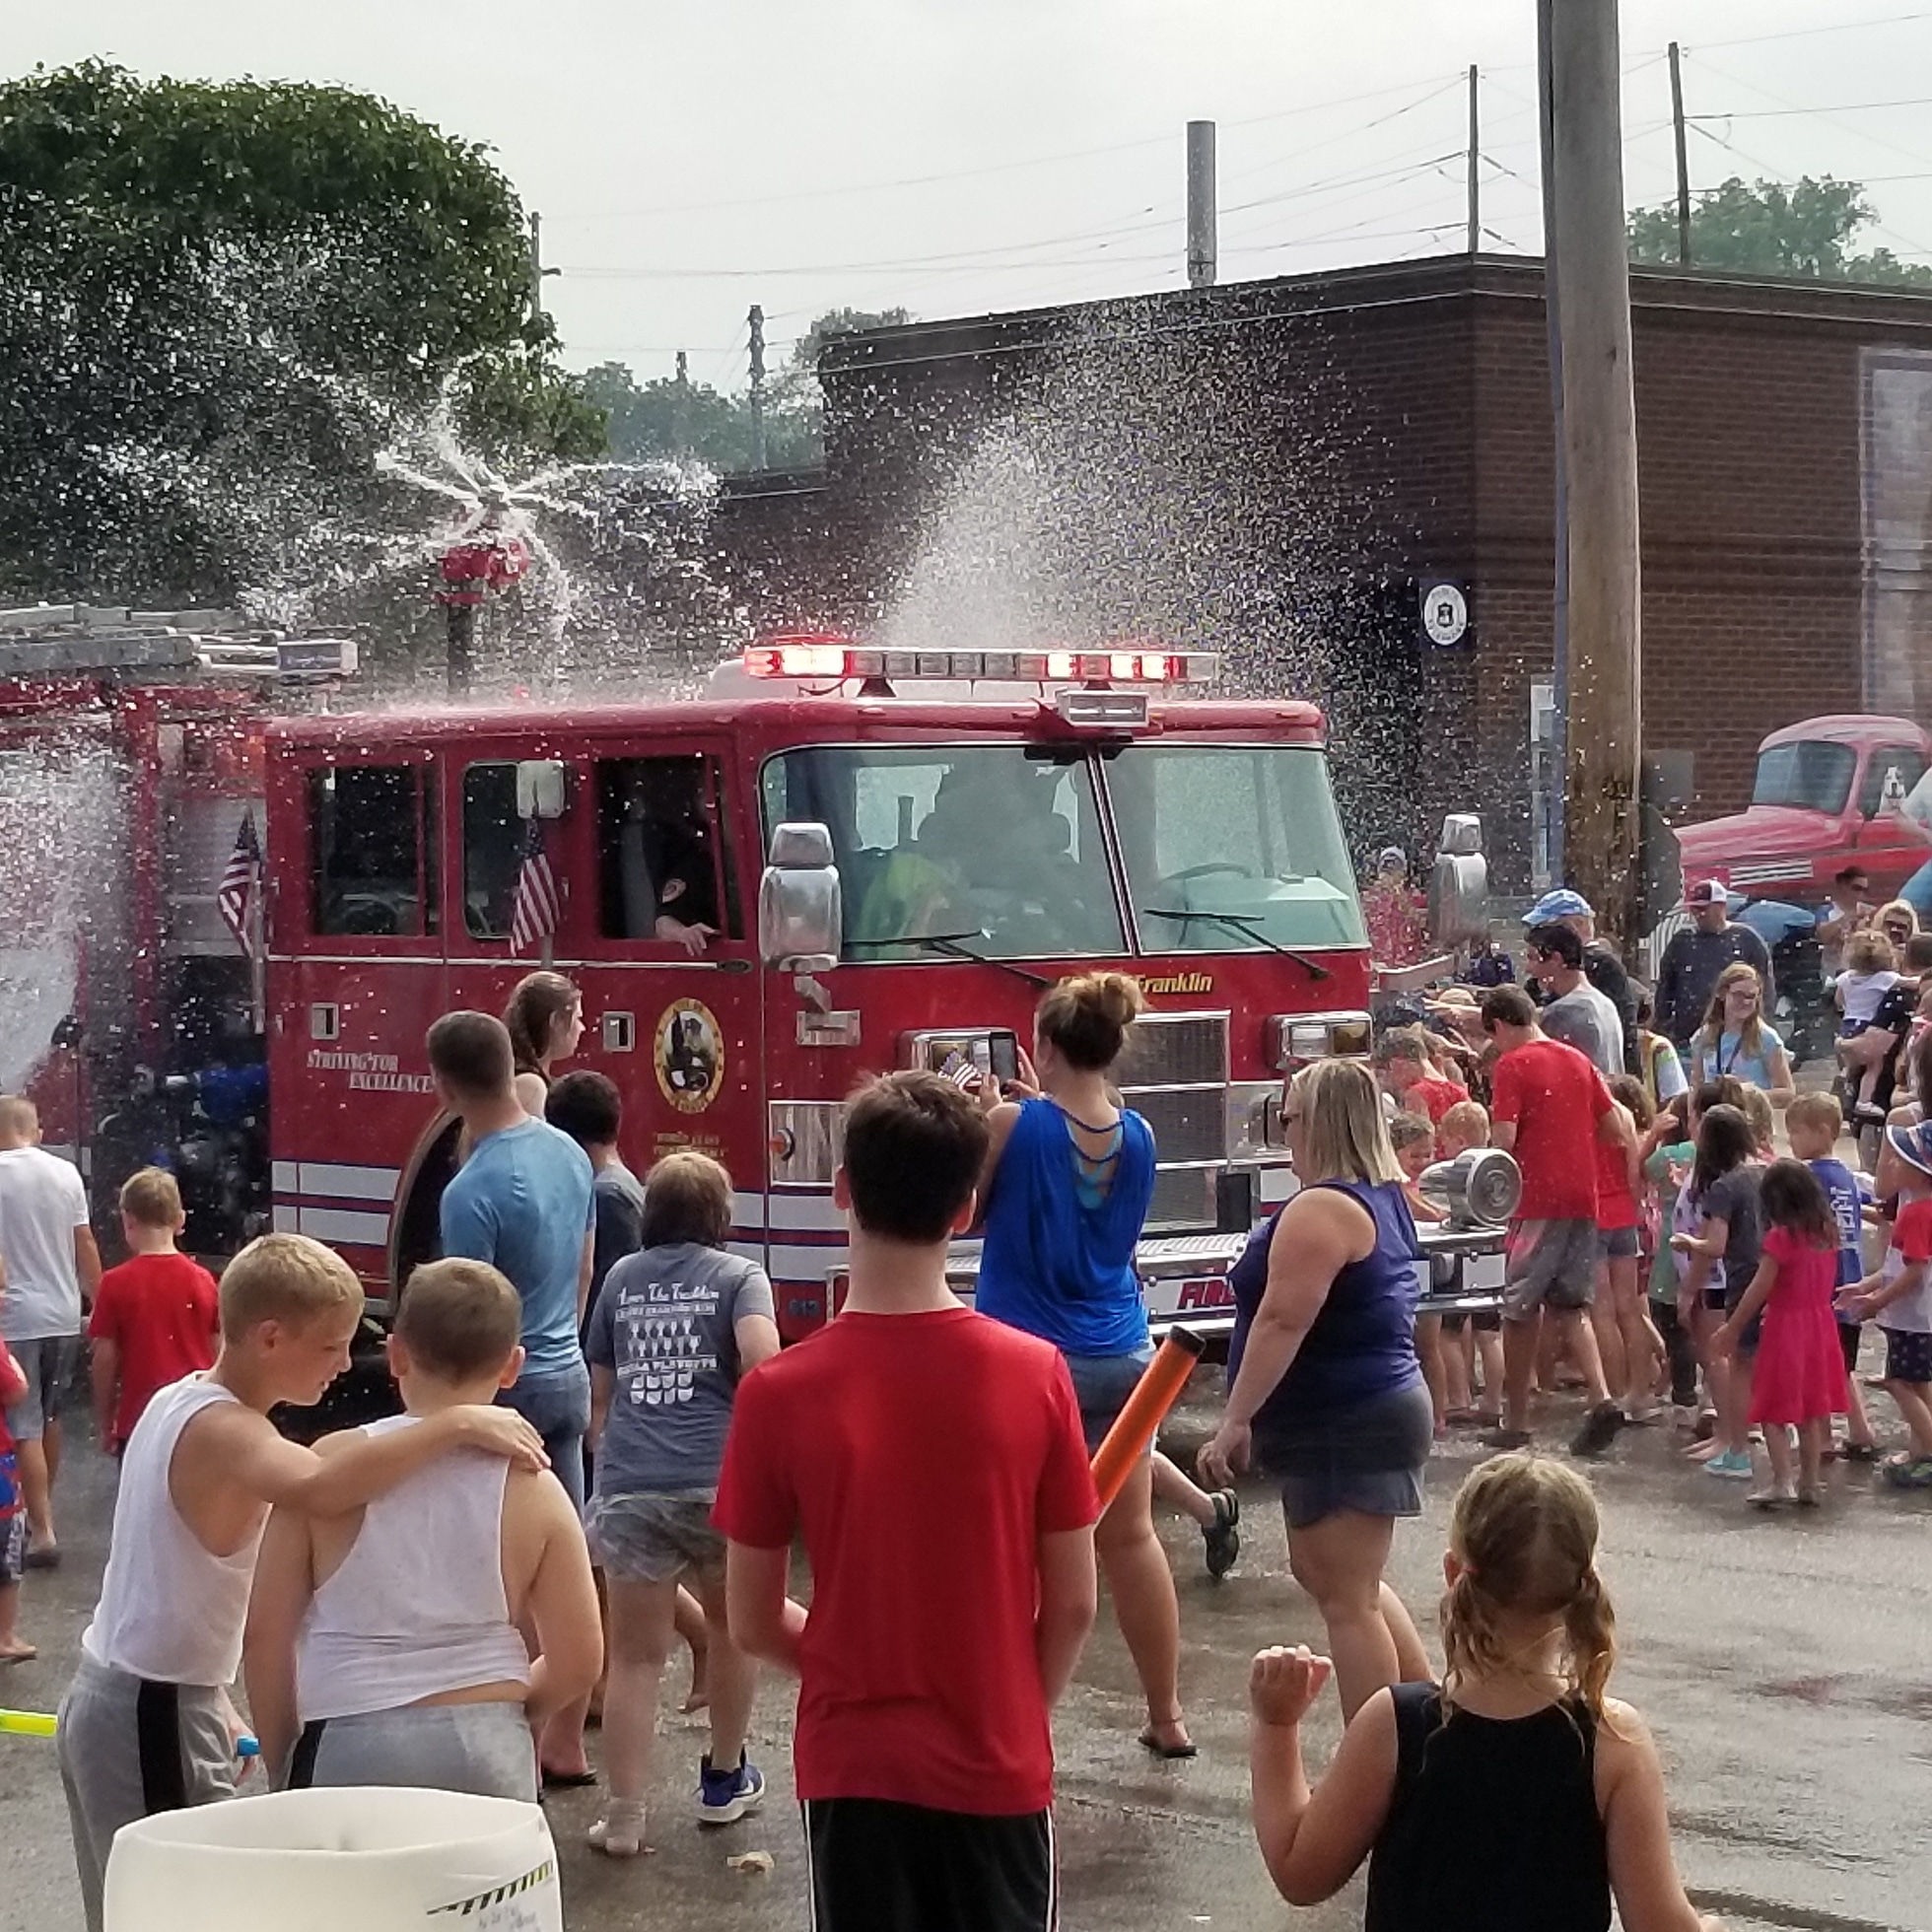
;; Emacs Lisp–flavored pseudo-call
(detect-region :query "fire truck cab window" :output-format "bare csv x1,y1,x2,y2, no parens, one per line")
1113,744,1366,953
461,762,522,938
762,745,1123,960
309,765,427,937
596,758,730,941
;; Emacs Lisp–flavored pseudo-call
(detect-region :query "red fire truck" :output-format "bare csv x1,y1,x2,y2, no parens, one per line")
263,638,1411,1339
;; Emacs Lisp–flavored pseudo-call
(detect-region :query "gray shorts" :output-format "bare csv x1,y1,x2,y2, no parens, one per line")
56,1655,236,1932
1502,1219,1600,1319
286,1700,535,1804
585,1490,723,1585
6,1334,82,1439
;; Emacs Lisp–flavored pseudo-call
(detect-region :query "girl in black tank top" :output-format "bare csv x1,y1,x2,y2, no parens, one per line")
1245,1454,1726,1932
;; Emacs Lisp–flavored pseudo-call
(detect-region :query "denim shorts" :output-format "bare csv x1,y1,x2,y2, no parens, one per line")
1257,1383,1433,1530
1062,1343,1156,1453
500,1359,591,1512
585,1490,724,1585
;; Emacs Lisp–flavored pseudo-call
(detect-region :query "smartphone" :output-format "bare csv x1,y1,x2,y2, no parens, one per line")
988,1030,1020,1084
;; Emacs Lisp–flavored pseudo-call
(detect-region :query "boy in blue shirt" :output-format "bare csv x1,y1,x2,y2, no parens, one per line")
1786,1091,1878,1460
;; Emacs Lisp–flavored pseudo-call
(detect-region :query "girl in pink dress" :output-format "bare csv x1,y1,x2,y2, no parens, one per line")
1715,1159,1847,1508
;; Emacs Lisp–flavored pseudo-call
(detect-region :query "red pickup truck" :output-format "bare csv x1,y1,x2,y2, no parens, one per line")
1674,715,1932,903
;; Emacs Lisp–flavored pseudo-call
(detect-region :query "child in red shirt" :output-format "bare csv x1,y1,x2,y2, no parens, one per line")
87,1168,219,1455
716,1071,1099,1932
0,1337,30,1660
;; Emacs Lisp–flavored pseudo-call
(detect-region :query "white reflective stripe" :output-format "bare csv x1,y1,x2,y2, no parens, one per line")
764,1241,850,1281
272,1160,299,1193
766,1193,845,1232
297,1162,400,1204
731,1192,767,1230
727,1241,766,1267
272,1204,300,1233
296,1206,389,1248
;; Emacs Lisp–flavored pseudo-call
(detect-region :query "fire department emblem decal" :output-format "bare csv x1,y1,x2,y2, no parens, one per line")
655,999,724,1113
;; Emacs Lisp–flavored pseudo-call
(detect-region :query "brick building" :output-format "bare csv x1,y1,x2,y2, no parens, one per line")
714,254,1932,890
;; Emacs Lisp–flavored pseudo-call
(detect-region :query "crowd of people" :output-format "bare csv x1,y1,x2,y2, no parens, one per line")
7,907,1903,1927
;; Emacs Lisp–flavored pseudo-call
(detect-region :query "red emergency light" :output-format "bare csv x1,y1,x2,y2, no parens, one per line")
742,637,1217,685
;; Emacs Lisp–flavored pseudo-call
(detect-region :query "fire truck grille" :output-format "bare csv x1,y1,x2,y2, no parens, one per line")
1116,1010,1230,1234
1128,1085,1226,1167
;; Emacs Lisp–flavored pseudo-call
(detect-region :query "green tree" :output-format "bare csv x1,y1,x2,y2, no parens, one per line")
1628,174,1932,287
0,60,602,602
582,309,913,473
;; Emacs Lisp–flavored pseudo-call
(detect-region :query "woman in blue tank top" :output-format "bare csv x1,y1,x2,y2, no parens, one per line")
977,972,1190,1756
1200,1059,1434,1720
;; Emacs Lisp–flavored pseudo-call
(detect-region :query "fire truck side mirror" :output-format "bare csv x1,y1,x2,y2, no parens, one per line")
760,821,842,970
516,760,568,820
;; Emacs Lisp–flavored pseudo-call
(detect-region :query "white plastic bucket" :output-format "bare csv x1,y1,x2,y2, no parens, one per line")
104,1786,562,1932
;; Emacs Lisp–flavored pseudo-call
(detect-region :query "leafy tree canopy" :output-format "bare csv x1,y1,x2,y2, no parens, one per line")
0,60,603,603
1628,173,1932,288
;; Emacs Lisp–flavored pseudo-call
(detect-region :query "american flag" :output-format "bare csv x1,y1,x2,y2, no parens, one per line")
217,811,262,956
509,816,560,955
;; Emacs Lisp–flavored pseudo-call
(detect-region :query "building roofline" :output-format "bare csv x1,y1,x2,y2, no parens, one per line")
820,250,1932,380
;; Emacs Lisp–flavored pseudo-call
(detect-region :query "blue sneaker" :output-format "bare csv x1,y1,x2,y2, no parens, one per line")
697,1753,766,1825
1704,1449,1754,1480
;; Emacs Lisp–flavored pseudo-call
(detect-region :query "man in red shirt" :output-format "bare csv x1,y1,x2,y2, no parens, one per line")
717,1070,1099,1932
1480,988,1626,1458
87,1168,219,1455
1372,1026,1469,1153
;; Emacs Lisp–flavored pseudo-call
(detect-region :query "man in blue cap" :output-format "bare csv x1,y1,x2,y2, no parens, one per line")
1522,889,1638,1071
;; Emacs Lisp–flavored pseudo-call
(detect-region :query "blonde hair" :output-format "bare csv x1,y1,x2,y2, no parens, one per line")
1701,961,1767,1057
1877,898,1918,937
1441,1453,1616,1721
219,1233,363,1343
1036,971,1145,1071
1438,1099,1489,1150
1784,1090,1843,1142
1848,930,1898,976
1288,1059,1403,1186
0,1095,37,1140
395,1259,521,1381
119,1166,183,1230
1740,1084,1776,1156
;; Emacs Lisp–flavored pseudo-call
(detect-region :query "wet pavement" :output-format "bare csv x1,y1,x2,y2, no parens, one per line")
3,1373,1928,1931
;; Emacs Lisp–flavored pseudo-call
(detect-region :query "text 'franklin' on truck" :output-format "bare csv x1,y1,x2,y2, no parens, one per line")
1,615,1511,1340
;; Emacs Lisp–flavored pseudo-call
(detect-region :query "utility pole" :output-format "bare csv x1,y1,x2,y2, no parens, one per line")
1669,41,1693,266
1187,120,1218,287
1467,66,1481,256
673,349,691,462
747,304,768,470
1549,0,1643,948
528,212,559,325
1538,0,1568,874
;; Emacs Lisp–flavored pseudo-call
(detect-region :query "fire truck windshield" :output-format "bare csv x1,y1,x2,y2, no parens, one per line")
761,739,1363,961
765,744,1124,959
1113,744,1364,954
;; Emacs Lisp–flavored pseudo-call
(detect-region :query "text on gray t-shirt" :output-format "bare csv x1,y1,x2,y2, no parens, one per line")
584,1241,775,1495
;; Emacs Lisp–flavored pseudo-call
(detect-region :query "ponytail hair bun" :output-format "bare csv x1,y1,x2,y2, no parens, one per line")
1037,971,1146,1070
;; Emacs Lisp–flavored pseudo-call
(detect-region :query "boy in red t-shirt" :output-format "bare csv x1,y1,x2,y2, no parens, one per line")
0,1337,30,1660
716,1070,1099,1932
1372,1027,1468,1155
1480,988,1628,1459
87,1168,219,1456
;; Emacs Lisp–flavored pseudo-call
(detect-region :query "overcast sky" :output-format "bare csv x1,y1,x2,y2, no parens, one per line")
15,2,1932,386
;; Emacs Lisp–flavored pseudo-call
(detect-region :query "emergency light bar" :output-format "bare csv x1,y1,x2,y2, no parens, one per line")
742,637,1218,686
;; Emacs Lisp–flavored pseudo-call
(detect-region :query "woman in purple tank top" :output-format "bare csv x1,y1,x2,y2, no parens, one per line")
1200,1060,1434,1719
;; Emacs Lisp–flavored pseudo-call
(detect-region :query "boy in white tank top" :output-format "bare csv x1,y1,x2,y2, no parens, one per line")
243,1259,601,1798
56,1234,548,1932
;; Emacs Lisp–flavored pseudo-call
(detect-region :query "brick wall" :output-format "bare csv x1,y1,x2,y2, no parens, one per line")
716,255,1932,889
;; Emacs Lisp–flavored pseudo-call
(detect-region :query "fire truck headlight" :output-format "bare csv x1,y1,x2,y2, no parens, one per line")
1265,1011,1374,1073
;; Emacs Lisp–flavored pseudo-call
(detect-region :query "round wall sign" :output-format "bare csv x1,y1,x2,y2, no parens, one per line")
1419,581,1470,648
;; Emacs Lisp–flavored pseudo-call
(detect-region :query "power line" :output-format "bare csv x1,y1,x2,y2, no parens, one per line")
1691,10,1932,52
1688,96,1932,119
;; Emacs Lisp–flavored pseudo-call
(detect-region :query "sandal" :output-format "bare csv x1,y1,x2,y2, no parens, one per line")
1138,1723,1198,1760
587,1802,649,1858
1201,1491,1240,1581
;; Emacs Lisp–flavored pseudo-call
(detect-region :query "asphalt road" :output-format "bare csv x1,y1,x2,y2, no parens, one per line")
3,1374,1928,1932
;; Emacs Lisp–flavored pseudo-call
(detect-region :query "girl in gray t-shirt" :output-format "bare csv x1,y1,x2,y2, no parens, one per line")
582,1153,780,1857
